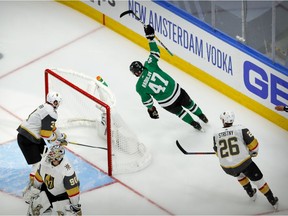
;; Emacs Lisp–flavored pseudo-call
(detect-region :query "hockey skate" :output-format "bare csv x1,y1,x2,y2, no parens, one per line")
269,197,279,211
244,183,257,202
199,114,208,123
249,188,257,201
191,121,204,132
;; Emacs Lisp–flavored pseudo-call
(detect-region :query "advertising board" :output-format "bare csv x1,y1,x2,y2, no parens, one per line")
59,0,288,130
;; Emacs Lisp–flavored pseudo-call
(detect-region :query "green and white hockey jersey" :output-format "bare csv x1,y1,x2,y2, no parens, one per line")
136,40,181,109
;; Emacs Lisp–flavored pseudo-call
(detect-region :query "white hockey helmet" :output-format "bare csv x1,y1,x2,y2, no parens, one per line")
220,111,235,124
47,145,65,162
47,91,62,109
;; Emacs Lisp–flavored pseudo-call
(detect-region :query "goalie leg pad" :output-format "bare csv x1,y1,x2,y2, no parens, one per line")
28,191,51,216
52,199,70,215
23,187,40,204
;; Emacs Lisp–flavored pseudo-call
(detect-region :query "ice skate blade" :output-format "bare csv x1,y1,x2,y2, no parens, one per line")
250,192,257,202
198,128,205,132
249,188,257,202
273,202,279,212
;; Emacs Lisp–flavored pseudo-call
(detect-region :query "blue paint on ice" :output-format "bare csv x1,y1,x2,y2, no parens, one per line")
0,141,114,197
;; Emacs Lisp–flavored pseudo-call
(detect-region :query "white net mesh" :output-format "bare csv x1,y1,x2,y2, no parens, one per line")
46,68,152,174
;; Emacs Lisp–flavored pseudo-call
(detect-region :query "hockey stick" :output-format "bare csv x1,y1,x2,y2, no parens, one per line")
120,10,173,56
120,10,134,18
176,140,215,155
69,141,107,150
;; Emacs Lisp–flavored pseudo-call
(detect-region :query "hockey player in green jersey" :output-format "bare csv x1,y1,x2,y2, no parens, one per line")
129,24,208,131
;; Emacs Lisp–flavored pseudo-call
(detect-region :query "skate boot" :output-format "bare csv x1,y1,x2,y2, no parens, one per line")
191,121,202,131
199,114,208,123
248,188,257,201
269,197,279,211
243,183,257,201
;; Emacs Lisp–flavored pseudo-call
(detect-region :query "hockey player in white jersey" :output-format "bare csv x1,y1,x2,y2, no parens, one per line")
213,111,279,210
26,145,81,215
17,91,68,184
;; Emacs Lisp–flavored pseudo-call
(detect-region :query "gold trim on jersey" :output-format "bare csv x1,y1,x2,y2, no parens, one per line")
67,187,80,197
35,171,43,183
17,125,41,144
221,156,251,169
40,129,53,139
247,139,258,151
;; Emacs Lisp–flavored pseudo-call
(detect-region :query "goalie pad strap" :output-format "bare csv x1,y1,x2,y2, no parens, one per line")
28,191,51,216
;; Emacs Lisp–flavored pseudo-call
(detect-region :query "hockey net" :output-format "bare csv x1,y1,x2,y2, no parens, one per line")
45,68,152,175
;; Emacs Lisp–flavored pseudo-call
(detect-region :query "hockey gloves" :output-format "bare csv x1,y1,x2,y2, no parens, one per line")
148,106,159,119
249,151,258,157
144,25,155,40
57,133,68,146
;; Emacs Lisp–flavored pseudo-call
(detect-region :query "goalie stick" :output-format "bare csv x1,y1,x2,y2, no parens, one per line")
69,141,107,150
176,140,215,155
120,10,174,56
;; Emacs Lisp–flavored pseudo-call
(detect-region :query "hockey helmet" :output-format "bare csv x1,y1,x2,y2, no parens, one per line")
130,61,143,77
47,145,65,162
220,111,235,125
47,91,62,109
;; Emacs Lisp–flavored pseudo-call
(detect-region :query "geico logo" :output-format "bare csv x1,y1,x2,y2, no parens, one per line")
243,61,288,105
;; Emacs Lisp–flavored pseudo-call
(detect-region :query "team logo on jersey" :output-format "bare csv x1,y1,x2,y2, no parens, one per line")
44,174,55,189
65,163,71,170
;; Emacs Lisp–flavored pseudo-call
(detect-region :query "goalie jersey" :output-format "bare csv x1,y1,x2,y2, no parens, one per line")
135,40,180,109
34,156,80,205
213,124,259,176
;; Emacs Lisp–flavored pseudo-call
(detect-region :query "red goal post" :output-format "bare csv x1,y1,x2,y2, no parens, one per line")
45,69,113,175
45,68,151,176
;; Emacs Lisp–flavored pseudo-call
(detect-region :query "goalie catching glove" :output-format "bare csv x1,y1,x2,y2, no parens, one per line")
144,24,155,40
148,106,159,119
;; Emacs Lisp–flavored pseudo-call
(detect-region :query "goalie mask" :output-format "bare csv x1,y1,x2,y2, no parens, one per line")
47,145,65,162
47,91,62,109
130,61,144,77
220,111,235,125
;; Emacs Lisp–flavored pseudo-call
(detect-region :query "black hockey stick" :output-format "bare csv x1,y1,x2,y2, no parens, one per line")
120,10,173,56
176,140,215,155
120,10,134,18
69,141,107,150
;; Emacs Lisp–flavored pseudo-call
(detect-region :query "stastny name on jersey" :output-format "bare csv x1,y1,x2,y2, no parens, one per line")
218,130,234,138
